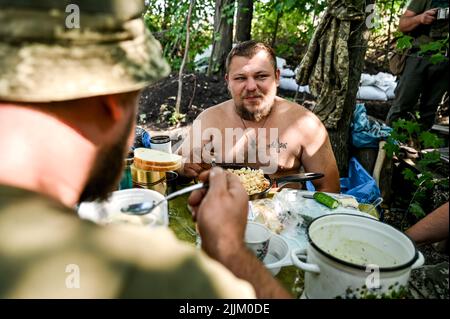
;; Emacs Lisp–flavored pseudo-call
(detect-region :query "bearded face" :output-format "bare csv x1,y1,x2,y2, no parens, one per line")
233,92,274,122
78,93,138,203
226,50,280,122
78,118,133,203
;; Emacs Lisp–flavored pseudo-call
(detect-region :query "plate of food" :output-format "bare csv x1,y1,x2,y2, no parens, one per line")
221,164,324,200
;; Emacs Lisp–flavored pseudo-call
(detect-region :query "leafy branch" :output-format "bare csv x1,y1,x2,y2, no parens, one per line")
384,119,447,219
394,32,449,64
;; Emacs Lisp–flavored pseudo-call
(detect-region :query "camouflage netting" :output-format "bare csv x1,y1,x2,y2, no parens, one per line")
296,0,365,129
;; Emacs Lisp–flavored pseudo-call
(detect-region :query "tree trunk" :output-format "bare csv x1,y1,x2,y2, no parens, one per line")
175,0,196,114
235,0,253,42
208,0,235,76
271,11,281,48
328,5,372,177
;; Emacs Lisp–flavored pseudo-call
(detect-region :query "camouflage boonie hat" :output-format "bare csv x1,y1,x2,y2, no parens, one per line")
0,0,170,102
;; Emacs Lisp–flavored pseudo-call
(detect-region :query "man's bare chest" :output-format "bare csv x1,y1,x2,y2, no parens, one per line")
203,128,302,170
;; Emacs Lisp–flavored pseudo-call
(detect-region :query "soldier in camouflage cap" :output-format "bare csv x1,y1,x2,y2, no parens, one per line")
0,1,289,298
0,0,170,101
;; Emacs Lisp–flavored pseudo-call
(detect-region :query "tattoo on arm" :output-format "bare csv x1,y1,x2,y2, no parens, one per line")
267,138,288,154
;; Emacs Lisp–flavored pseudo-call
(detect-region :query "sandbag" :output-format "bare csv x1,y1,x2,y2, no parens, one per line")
356,86,388,101
360,73,376,86
279,77,299,92
276,57,287,69
280,68,295,78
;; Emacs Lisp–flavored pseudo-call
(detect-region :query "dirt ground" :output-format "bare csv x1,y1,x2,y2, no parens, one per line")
138,73,229,131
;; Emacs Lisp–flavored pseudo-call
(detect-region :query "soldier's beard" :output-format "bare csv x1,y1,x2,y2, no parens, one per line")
78,120,133,203
234,98,274,122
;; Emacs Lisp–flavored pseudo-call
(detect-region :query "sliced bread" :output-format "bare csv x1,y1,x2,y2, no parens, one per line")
133,161,181,172
133,148,182,169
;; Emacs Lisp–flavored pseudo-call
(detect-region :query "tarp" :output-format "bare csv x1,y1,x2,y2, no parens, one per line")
352,103,392,148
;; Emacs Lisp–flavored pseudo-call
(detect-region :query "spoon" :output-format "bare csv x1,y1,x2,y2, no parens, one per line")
366,197,383,216
120,183,208,216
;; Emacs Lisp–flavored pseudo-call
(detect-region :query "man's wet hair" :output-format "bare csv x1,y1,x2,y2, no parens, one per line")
225,41,277,74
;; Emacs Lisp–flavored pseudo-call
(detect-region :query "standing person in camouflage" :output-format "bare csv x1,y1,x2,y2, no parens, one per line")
386,0,449,129
0,0,290,299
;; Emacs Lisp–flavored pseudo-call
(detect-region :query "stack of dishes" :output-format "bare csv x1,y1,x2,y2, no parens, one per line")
131,148,182,194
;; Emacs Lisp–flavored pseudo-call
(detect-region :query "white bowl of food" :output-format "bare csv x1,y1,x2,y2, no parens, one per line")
78,189,169,228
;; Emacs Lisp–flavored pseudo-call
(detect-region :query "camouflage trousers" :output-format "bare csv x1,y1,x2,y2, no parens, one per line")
408,261,449,299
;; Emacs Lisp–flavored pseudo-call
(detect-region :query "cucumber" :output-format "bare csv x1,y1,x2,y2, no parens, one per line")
313,192,339,209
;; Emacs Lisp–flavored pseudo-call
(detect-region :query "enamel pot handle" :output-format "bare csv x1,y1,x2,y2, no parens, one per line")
411,252,425,269
290,248,320,274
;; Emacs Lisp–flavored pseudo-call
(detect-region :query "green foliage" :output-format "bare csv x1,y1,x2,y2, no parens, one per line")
383,138,400,158
429,53,447,64
169,111,186,126
419,130,443,149
394,32,414,51
371,0,408,31
395,32,449,64
384,119,447,220
402,168,417,183
221,2,236,24
420,35,448,51
419,35,449,64
142,0,445,74
144,0,214,71
252,0,326,58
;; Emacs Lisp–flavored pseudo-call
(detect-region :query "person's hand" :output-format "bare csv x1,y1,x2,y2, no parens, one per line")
188,168,292,299
178,148,213,178
188,167,249,260
418,9,437,25
180,162,205,178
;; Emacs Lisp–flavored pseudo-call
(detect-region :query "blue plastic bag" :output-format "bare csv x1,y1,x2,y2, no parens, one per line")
340,157,381,204
352,103,392,148
133,127,151,149
306,157,381,204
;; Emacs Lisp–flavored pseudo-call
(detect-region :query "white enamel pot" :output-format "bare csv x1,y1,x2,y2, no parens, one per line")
291,214,424,299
